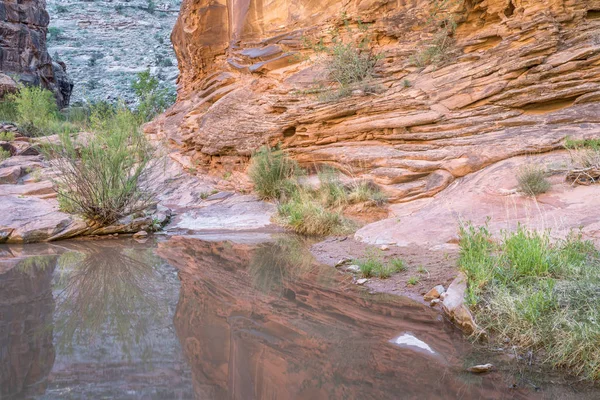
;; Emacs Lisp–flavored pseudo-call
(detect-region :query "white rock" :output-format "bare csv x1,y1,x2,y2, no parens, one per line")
467,364,494,374
380,244,390,251
345,264,361,273
356,278,368,285
424,284,446,301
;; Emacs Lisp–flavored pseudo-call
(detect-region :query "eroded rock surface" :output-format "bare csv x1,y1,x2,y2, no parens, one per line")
147,0,600,203
0,0,72,105
355,151,600,248
0,140,273,243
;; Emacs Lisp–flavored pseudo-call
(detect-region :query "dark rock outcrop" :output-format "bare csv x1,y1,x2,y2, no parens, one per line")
0,0,72,106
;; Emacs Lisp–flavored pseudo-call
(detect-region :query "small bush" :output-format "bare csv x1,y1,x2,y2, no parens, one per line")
0,148,10,161
516,164,551,196
7,86,60,136
389,258,407,272
249,148,385,236
355,248,384,278
325,41,380,87
45,105,155,225
249,145,299,200
0,131,15,141
131,70,175,122
0,100,18,122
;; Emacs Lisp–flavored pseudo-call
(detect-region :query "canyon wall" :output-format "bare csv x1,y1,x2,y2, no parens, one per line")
0,0,72,107
148,0,600,202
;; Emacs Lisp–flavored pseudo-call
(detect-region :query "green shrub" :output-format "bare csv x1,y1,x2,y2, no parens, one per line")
407,276,420,285
8,86,59,136
516,164,551,196
249,145,299,200
459,223,600,381
0,131,15,141
0,148,10,162
389,258,407,272
0,99,18,122
325,41,380,87
45,105,155,225
131,70,175,122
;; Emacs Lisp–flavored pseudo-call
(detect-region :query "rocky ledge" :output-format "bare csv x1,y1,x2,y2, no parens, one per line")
147,0,600,204
0,132,275,243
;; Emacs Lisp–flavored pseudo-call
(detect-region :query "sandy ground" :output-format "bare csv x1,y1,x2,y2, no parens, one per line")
311,236,459,304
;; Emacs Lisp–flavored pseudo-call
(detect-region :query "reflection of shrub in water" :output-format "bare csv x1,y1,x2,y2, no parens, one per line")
53,247,168,361
248,237,315,295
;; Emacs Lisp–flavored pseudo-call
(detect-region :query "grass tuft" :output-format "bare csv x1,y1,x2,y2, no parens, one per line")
249,147,386,236
0,131,16,141
459,222,600,381
516,164,551,196
249,145,299,200
354,249,406,279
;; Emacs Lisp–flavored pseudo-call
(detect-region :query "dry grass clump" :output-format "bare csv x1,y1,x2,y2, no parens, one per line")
459,223,600,381
516,164,551,196
565,137,600,185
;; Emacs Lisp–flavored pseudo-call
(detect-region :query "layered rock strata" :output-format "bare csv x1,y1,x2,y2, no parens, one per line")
148,0,600,202
0,0,72,106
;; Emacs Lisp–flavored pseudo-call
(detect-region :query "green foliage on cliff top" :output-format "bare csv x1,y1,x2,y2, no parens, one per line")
459,222,600,381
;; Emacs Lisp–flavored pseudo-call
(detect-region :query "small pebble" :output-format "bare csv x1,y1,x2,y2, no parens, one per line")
356,278,368,285
132,230,148,239
380,245,390,251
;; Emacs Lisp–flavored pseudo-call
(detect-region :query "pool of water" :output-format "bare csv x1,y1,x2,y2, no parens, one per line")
0,234,598,399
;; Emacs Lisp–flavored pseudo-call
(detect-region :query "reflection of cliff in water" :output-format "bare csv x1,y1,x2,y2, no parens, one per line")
159,236,531,400
0,255,57,399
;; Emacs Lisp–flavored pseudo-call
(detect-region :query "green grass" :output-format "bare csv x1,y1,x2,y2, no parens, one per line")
354,249,406,278
277,192,347,236
248,145,299,200
459,222,600,381
389,257,407,272
249,146,385,236
0,148,10,162
407,276,420,285
516,164,551,196
564,137,600,150
0,131,15,141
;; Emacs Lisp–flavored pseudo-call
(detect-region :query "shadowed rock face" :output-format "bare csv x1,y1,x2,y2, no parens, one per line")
158,236,533,400
148,0,600,202
0,255,56,399
0,0,72,106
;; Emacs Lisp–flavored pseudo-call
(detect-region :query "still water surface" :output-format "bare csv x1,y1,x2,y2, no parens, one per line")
0,235,598,399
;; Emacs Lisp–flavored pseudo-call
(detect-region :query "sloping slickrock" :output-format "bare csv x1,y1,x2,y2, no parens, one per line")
147,0,600,203
355,152,600,249
0,195,86,243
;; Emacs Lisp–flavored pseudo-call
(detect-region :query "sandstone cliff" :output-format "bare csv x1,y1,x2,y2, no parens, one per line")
148,0,600,202
0,0,72,106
